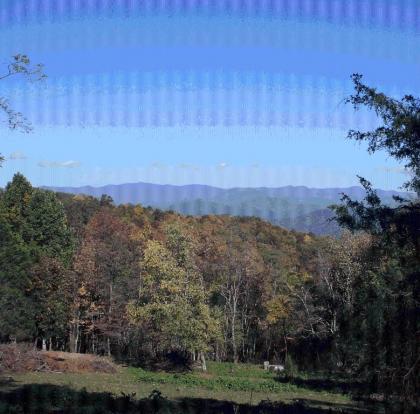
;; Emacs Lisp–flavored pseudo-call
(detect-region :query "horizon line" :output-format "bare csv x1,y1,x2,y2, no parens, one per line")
41,180,410,194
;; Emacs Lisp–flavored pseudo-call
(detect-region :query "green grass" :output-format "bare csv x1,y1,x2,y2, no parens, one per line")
129,362,300,393
3,362,367,412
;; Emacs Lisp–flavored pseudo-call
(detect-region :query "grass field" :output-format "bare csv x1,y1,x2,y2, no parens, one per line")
0,362,373,413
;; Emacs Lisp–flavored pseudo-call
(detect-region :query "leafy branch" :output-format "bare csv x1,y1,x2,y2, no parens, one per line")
0,54,47,165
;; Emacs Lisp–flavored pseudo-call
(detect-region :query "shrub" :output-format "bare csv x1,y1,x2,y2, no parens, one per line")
284,355,298,381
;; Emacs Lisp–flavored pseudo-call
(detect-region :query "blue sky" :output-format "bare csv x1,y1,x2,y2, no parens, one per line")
0,0,419,189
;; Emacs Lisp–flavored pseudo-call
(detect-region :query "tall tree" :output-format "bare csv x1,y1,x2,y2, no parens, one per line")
128,223,219,370
0,175,74,348
0,173,33,234
0,212,33,341
331,74,419,406
26,189,73,261
0,174,35,341
29,257,71,350
70,209,141,355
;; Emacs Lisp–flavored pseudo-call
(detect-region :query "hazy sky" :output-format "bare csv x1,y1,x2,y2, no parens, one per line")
0,0,419,189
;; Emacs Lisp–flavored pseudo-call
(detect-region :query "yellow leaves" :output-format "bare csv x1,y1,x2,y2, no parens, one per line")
143,240,186,284
265,294,291,325
130,230,218,353
128,225,145,242
144,240,170,265
78,285,87,296
303,234,312,243
160,279,182,294
300,271,312,283
133,205,144,217
73,194,87,201
126,302,143,323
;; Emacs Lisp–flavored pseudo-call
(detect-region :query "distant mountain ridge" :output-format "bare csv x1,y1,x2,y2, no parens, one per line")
45,182,411,236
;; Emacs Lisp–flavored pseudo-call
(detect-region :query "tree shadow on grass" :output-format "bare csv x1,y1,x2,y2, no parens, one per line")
275,377,418,414
115,350,193,373
0,383,371,414
276,374,364,395
0,375,16,388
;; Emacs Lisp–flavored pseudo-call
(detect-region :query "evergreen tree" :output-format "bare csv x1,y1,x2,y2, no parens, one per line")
0,175,74,346
0,211,34,341
26,189,73,262
0,174,35,340
331,74,419,406
1,173,33,235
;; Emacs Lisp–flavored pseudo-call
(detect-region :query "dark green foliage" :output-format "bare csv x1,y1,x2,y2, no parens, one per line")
100,194,114,207
1,172,33,235
26,189,73,262
330,74,420,406
29,257,71,344
0,183,34,341
284,355,299,381
56,192,101,243
0,174,74,345
345,74,420,195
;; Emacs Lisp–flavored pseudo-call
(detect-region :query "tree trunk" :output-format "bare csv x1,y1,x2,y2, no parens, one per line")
283,320,288,362
200,352,207,372
69,311,80,353
107,337,111,357
232,299,238,363
107,282,113,357
42,338,47,351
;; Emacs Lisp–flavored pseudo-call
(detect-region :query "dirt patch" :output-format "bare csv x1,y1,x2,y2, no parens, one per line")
0,344,117,374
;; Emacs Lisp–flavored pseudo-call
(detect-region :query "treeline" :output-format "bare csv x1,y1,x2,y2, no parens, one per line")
0,172,370,369
0,172,417,406
0,173,337,366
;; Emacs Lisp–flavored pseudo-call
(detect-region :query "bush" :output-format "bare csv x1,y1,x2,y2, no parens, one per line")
284,355,298,380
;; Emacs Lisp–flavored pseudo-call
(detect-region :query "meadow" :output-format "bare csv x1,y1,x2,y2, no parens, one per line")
0,362,375,413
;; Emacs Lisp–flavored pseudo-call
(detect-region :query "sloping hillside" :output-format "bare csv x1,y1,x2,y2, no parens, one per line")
46,182,410,235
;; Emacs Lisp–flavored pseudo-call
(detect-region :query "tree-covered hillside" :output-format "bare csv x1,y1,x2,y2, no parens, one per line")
46,182,411,236
0,173,349,367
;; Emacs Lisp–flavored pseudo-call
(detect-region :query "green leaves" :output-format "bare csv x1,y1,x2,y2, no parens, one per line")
26,189,74,262
129,226,219,356
345,73,420,195
0,174,74,342
0,204,34,340
0,54,47,140
330,75,420,403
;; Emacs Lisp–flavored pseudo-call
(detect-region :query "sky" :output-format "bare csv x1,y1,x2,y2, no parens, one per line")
0,0,419,190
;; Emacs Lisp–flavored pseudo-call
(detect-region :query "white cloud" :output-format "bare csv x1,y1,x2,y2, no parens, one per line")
9,151,27,160
217,162,228,169
38,160,81,168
